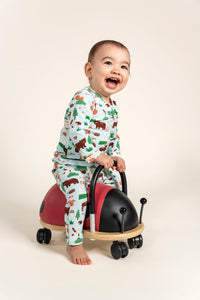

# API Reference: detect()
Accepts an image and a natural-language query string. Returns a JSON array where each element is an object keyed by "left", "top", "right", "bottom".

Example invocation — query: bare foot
[{"left": 66, "top": 244, "right": 92, "bottom": 265}]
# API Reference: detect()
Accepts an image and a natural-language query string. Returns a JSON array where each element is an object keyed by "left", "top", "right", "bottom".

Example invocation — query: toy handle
[{"left": 89, "top": 160, "right": 127, "bottom": 232}]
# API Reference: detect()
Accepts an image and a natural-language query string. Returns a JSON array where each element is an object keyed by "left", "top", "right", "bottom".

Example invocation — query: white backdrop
[{"left": 0, "top": 1, "right": 200, "bottom": 299}]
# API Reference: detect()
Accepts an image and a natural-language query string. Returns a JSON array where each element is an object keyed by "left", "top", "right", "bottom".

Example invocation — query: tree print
[
  {"left": 76, "top": 209, "right": 80, "bottom": 220},
  {"left": 88, "top": 136, "right": 93, "bottom": 144},
  {"left": 73, "top": 107, "right": 78, "bottom": 119}
]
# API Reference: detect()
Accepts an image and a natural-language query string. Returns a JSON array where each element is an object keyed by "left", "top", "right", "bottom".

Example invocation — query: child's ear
[{"left": 84, "top": 62, "right": 92, "bottom": 79}]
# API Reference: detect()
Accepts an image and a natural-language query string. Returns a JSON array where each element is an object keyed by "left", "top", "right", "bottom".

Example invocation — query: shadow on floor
[{"left": 0, "top": 196, "right": 113, "bottom": 258}]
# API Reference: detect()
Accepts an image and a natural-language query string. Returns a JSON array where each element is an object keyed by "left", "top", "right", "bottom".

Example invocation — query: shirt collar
[{"left": 87, "top": 86, "right": 112, "bottom": 106}]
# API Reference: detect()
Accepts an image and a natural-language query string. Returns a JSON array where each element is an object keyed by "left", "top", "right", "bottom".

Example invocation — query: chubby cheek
[
  {"left": 97, "top": 74, "right": 107, "bottom": 85},
  {"left": 99, "top": 68, "right": 108, "bottom": 79},
  {"left": 99, "top": 66, "right": 110, "bottom": 78},
  {"left": 122, "top": 74, "right": 129, "bottom": 86},
  {"left": 118, "top": 78, "right": 129, "bottom": 91},
  {"left": 93, "top": 68, "right": 106, "bottom": 81}
]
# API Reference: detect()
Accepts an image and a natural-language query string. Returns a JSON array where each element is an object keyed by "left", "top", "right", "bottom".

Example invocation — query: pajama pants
[{"left": 53, "top": 163, "right": 121, "bottom": 245}]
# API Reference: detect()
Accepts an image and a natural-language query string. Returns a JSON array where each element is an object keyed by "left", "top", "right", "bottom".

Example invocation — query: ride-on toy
[{"left": 36, "top": 162, "right": 147, "bottom": 259}]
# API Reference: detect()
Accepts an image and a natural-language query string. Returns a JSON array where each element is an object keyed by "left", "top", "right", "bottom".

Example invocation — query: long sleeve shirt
[{"left": 52, "top": 86, "right": 121, "bottom": 167}]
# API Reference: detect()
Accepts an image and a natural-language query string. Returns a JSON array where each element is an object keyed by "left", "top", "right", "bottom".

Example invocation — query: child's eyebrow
[
  {"left": 101, "top": 56, "right": 113, "bottom": 61},
  {"left": 121, "top": 61, "right": 130, "bottom": 67},
  {"left": 101, "top": 56, "right": 130, "bottom": 66}
]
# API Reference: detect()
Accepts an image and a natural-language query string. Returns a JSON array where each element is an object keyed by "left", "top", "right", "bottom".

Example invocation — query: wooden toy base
[{"left": 40, "top": 219, "right": 144, "bottom": 241}]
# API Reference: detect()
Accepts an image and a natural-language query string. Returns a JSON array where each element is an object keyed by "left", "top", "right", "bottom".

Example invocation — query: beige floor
[{"left": 0, "top": 186, "right": 199, "bottom": 300}]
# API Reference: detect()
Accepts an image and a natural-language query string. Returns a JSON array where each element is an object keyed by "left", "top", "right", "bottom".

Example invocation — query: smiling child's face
[{"left": 84, "top": 44, "right": 130, "bottom": 103}]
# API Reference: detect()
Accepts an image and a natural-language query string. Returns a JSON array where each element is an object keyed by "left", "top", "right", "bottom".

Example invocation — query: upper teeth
[{"left": 110, "top": 78, "right": 118, "bottom": 81}]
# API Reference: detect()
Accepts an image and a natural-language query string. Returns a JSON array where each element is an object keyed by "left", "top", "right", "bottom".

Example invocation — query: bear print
[
  {"left": 75, "top": 138, "right": 87, "bottom": 152},
  {"left": 93, "top": 121, "right": 106, "bottom": 130},
  {"left": 63, "top": 178, "right": 79, "bottom": 188}
]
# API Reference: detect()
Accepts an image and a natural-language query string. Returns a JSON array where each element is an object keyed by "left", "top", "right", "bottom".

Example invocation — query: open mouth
[{"left": 105, "top": 77, "right": 120, "bottom": 89}]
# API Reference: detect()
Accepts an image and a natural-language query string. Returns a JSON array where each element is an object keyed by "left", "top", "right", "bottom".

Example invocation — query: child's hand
[
  {"left": 94, "top": 154, "right": 114, "bottom": 169},
  {"left": 112, "top": 156, "right": 126, "bottom": 173}
]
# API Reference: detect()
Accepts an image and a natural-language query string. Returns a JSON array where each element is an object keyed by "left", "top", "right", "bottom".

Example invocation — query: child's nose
[{"left": 112, "top": 67, "right": 121, "bottom": 75}]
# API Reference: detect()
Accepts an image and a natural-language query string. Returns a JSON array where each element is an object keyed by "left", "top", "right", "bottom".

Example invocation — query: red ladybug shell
[
  {"left": 40, "top": 184, "right": 66, "bottom": 226},
  {"left": 83, "top": 184, "right": 114, "bottom": 231},
  {"left": 40, "top": 183, "right": 114, "bottom": 230}
]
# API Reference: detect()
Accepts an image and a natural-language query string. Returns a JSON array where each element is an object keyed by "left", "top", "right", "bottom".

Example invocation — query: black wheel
[
  {"left": 119, "top": 242, "right": 129, "bottom": 258},
  {"left": 36, "top": 228, "right": 52, "bottom": 244},
  {"left": 43, "top": 228, "right": 52, "bottom": 244},
  {"left": 111, "top": 241, "right": 122, "bottom": 259},
  {"left": 128, "top": 235, "right": 143, "bottom": 249},
  {"left": 127, "top": 237, "right": 134, "bottom": 249},
  {"left": 135, "top": 235, "right": 143, "bottom": 248},
  {"left": 37, "top": 228, "right": 45, "bottom": 243}
]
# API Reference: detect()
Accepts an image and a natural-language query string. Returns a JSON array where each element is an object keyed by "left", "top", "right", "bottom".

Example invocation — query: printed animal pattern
[
  {"left": 53, "top": 164, "right": 121, "bottom": 245},
  {"left": 52, "top": 86, "right": 121, "bottom": 167},
  {"left": 52, "top": 87, "right": 122, "bottom": 245}
]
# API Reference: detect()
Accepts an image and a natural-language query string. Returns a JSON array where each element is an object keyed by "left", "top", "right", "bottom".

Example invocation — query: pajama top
[{"left": 52, "top": 86, "right": 121, "bottom": 167}]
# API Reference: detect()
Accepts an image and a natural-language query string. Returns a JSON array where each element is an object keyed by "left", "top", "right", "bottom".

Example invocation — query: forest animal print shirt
[{"left": 52, "top": 86, "right": 121, "bottom": 167}]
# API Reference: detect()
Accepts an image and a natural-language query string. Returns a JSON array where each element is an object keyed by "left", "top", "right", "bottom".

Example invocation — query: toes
[
  {"left": 86, "top": 257, "right": 91, "bottom": 265},
  {"left": 72, "top": 256, "right": 77, "bottom": 264},
  {"left": 78, "top": 257, "right": 91, "bottom": 265},
  {"left": 73, "top": 258, "right": 78, "bottom": 264},
  {"left": 82, "top": 257, "right": 91, "bottom": 265},
  {"left": 76, "top": 258, "right": 81, "bottom": 265},
  {"left": 87, "top": 258, "right": 92, "bottom": 265},
  {"left": 66, "top": 245, "right": 92, "bottom": 265}
]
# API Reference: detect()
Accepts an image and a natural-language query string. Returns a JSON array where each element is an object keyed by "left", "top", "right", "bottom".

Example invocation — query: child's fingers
[
  {"left": 103, "top": 160, "right": 113, "bottom": 169},
  {"left": 117, "top": 162, "right": 126, "bottom": 172},
  {"left": 109, "top": 157, "right": 126, "bottom": 172}
]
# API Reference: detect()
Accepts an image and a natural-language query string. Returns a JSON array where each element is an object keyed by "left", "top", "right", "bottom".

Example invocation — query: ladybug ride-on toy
[{"left": 36, "top": 162, "right": 147, "bottom": 259}]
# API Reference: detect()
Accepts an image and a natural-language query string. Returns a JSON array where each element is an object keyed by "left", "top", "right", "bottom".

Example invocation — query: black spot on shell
[{"left": 40, "top": 200, "right": 45, "bottom": 213}]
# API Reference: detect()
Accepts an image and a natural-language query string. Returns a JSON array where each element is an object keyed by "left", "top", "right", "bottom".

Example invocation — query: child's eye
[
  {"left": 121, "top": 65, "right": 128, "bottom": 70},
  {"left": 105, "top": 61, "right": 112, "bottom": 65}
]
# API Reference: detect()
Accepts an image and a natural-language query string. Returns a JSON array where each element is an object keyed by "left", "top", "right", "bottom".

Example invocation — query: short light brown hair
[{"left": 88, "top": 40, "right": 130, "bottom": 63}]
